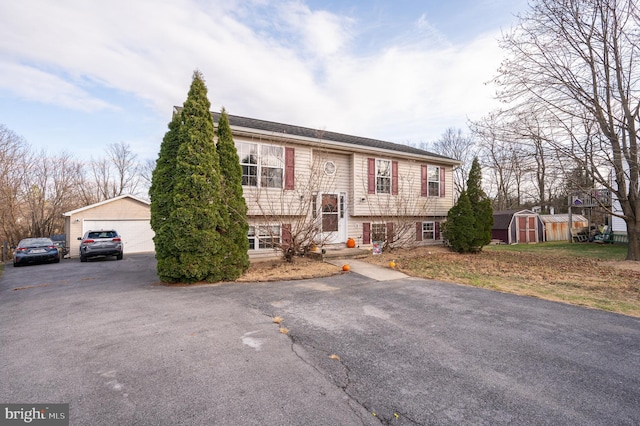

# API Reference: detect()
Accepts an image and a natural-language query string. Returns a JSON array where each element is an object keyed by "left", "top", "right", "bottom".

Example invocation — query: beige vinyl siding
[
  {"left": 344, "top": 218, "right": 444, "bottom": 249},
  {"left": 312, "top": 150, "right": 351, "bottom": 194},
  {"left": 351, "top": 154, "right": 455, "bottom": 217}
]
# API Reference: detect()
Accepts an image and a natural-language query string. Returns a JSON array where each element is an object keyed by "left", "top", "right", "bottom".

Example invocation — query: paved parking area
[{"left": 2, "top": 254, "right": 640, "bottom": 425}]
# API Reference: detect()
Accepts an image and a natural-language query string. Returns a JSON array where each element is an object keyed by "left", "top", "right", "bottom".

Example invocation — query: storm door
[{"left": 321, "top": 193, "right": 347, "bottom": 243}]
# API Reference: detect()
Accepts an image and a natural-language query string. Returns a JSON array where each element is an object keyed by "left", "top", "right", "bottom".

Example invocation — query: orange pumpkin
[
  {"left": 346, "top": 238, "right": 356, "bottom": 248},
  {"left": 342, "top": 264, "right": 350, "bottom": 272}
]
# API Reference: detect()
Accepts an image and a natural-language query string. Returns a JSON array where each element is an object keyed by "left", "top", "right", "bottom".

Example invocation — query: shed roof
[
  {"left": 492, "top": 209, "right": 539, "bottom": 230},
  {"left": 539, "top": 214, "right": 588, "bottom": 223}
]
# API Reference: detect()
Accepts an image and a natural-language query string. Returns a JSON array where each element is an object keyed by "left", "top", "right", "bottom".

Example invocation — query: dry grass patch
[{"left": 237, "top": 256, "right": 342, "bottom": 282}]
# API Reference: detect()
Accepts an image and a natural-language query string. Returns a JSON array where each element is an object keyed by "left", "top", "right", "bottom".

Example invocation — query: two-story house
[
  {"left": 207, "top": 109, "right": 460, "bottom": 257},
  {"left": 63, "top": 110, "right": 460, "bottom": 259}
]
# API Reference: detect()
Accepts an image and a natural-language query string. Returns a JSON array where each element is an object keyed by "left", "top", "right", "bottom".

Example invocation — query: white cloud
[
  {"left": 0, "top": 0, "right": 510, "bottom": 146},
  {"left": 0, "top": 62, "right": 117, "bottom": 111},
  {"left": 275, "top": 1, "right": 354, "bottom": 58}
]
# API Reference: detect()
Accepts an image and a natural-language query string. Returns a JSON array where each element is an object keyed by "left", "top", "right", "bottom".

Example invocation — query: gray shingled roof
[
  {"left": 492, "top": 209, "right": 538, "bottom": 230},
  {"left": 208, "top": 111, "right": 456, "bottom": 161}
]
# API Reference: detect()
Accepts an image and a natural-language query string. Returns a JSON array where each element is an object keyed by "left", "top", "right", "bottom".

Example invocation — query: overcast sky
[{"left": 0, "top": 0, "right": 528, "bottom": 161}]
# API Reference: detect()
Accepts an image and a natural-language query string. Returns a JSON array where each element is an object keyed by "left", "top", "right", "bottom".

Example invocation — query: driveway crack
[{"left": 287, "top": 332, "right": 381, "bottom": 425}]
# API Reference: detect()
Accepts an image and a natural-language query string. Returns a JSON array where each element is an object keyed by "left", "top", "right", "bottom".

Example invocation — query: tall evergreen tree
[
  {"left": 442, "top": 158, "right": 493, "bottom": 253},
  {"left": 149, "top": 113, "right": 181, "bottom": 263},
  {"left": 157, "top": 70, "right": 227, "bottom": 283},
  {"left": 442, "top": 190, "right": 476, "bottom": 253},
  {"left": 466, "top": 157, "right": 493, "bottom": 249},
  {"left": 216, "top": 108, "right": 249, "bottom": 280}
]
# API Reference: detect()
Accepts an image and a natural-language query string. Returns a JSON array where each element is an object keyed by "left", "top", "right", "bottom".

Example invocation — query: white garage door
[{"left": 83, "top": 220, "right": 155, "bottom": 254}]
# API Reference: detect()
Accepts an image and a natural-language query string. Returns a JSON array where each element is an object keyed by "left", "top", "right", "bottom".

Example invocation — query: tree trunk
[{"left": 625, "top": 217, "right": 640, "bottom": 261}]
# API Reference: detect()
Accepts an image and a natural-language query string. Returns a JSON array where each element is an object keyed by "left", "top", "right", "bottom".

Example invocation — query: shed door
[
  {"left": 517, "top": 216, "right": 537, "bottom": 243},
  {"left": 517, "top": 217, "right": 524, "bottom": 242},
  {"left": 528, "top": 217, "right": 537, "bottom": 242},
  {"left": 83, "top": 219, "right": 155, "bottom": 253}
]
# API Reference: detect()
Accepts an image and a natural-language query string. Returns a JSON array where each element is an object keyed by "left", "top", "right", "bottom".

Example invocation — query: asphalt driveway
[{"left": 1, "top": 254, "right": 639, "bottom": 425}]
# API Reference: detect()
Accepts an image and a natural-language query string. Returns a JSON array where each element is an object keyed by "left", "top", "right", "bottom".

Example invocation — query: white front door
[{"left": 321, "top": 192, "right": 347, "bottom": 244}]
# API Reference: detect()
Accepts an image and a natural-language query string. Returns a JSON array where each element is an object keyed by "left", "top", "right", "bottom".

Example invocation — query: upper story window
[
  {"left": 368, "top": 158, "right": 397, "bottom": 195},
  {"left": 236, "top": 142, "right": 284, "bottom": 188},
  {"left": 376, "top": 159, "right": 392, "bottom": 194},
  {"left": 428, "top": 166, "right": 440, "bottom": 197},
  {"left": 237, "top": 142, "right": 258, "bottom": 186}
]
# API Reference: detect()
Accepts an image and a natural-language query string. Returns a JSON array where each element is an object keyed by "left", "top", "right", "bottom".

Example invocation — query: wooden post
[{"left": 568, "top": 196, "right": 573, "bottom": 243}]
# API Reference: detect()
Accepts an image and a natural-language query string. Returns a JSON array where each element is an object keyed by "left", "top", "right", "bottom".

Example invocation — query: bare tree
[
  {"left": 21, "top": 151, "right": 86, "bottom": 238},
  {"left": 493, "top": 0, "right": 640, "bottom": 259},
  {"left": 509, "top": 112, "right": 555, "bottom": 210},
  {"left": 90, "top": 142, "right": 141, "bottom": 201},
  {"left": 107, "top": 142, "right": 140, "bottom": 196},
  {"left": 90, "top": 157, "right": 115, "bottom": 201},
  {"left": 471, "top": 109, "right": 569, "bottom": 211},
  {"left": 471, "top": 114, "right": 526, "bottom": 210},
  {"left": 431, "top": 128, "right": 477, "bottom": 197},
  {"left": 0, "top": 125, "right": 30, "bottom": 245},
  {"left": 0, "top": 126, "right": 149, "bottom": 255},
  {"left": 139, "top": 158, "right": 156, "bottom": 196}
]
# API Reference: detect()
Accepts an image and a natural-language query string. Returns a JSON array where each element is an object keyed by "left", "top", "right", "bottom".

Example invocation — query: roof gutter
[{"left": 227, "top": 125, "right": 461, "bottom": 166}]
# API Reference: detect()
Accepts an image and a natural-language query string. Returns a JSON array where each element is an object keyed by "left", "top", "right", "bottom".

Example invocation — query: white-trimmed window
[
  {"left": 377, "top": 159, "right": 391, "bottom": 194},
  {"left": 237, "top": 142, "right": 258, "bottom": 186},
  {"left": 422, "top": 221, "right": 435, "bottom": 240},
  {"left": 236, "top": 142, "right": 284, "bottom": 188},
  {"left": 428, "top": 166, "right": 440, "bottom": 197},
  {"left": 248, "top": 225, "right": 281, "bottom": 250},
  {"left": 371, "top": 223, "right": 387, "bottom": 242}
]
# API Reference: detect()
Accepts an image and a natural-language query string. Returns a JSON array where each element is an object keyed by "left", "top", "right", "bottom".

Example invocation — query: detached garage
[{"left": 63, "top": 194, "right": 154, "bottom": 258}]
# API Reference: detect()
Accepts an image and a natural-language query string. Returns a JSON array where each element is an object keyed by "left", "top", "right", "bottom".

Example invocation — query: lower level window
[
  {"left": 371, "top": 223, "right": 387, "bottom": 242},
  {"left": 422, "top": 222, "right": 435, "bottom": 240},
  {"left": 248, "top": 225, "right": 281, "bottom": 250}
]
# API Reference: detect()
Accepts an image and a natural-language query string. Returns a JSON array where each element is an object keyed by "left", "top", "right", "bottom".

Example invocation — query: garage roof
[{"left": 63, "top": 194, "right": 150, "bottom": 217}]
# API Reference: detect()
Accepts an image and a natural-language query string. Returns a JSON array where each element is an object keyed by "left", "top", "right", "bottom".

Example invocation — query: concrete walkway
[{"left": 326, "top": 258, "right": 408, "bottom": 281}]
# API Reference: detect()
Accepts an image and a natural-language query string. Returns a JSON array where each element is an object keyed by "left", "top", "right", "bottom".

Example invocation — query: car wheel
[
  {"left": 116, "top": 253, "right": 123, "bottom": 260},
  {"left": 54, "top": 258, "right": 60, "bottom": 263},
  {"left": 80, "top": 255, "right": 87, "bottom": 263},
  {"left": 13, "top": 262, "right": 19, "bottom": 267}
]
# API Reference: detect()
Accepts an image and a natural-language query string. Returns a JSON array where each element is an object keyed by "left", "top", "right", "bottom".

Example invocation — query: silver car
[{"left": 78, "top": 230, "right": 123, "bottom": 262}]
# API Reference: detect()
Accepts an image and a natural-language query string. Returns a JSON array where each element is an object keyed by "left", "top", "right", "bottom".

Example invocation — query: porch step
[{"left": 308, "top": 246, "right": 371, "bottom": 261}]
